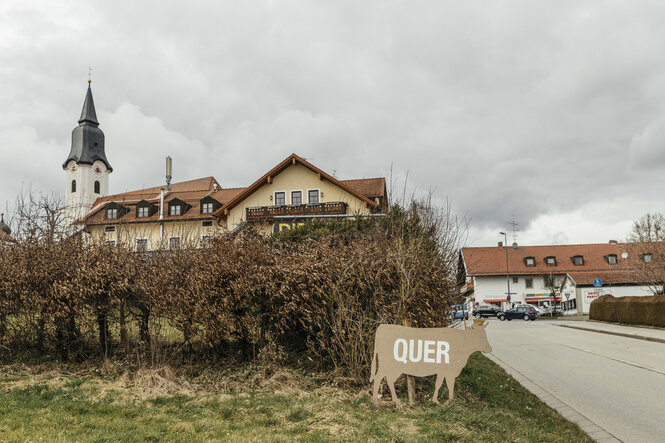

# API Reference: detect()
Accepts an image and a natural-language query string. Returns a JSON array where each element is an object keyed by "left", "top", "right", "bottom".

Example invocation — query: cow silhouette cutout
[{"left": 370, "top": 319, "right": 491, "bottom": 404}]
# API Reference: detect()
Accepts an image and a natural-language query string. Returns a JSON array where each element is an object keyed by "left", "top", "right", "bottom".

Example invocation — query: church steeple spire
[
  {"left": 63, "top": 80, "right": 113, "bottom": 223},
  {"left": 62, "top": 81, "right": 112, "bottom": 171},
  {"left": 78, "top": 82, "right": 99, "bottom": 126}
]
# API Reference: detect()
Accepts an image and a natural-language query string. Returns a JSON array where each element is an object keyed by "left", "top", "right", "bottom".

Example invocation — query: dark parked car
[
  {"left": 473, "top": 304, "right": 500, "bottom": 318},
  {"left": 497, "top": 305, "right": 537, "bottom": 321}
]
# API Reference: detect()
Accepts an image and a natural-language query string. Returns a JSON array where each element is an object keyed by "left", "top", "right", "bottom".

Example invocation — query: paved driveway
[{"left": 485, "top": 319, "right": 665, "bottom": 442}]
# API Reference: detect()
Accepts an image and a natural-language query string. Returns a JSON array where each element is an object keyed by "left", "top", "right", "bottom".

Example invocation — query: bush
[
  {"left": 0, "top": 204, "right": 461, "bottom": 380},
  {"left": 589, "top": 294, "right": 665, "bottom": 328}
]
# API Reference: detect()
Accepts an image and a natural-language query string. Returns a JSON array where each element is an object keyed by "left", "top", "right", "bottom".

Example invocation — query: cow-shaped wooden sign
[{"left": 370, "top": 319, "right": 491, "bottom": 404}]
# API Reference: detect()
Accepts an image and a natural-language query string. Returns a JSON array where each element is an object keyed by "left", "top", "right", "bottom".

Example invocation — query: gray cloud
[{"left": 3, "top": 1, "right": 665, "bottom": 246}]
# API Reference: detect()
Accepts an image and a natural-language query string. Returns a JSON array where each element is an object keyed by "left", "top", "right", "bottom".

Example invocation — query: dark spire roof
[
  {"left": 62, "top": 82, "right": 113, "bottom": 171},
  {"left": 78, "top": 83, "right": 99, "bottom": 125}
]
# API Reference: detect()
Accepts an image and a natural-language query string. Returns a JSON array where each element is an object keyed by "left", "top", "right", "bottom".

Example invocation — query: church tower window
[
  {"left": 94, "top": 181, "right": 100, "bottom": 194},
  {"left": 71, "top": 180, "right": 77, "bottom": 193}
]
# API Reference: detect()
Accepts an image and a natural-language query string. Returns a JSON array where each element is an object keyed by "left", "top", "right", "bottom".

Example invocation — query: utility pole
[{"left": 500, "top": 231, "right": 511, "bottom": 306}]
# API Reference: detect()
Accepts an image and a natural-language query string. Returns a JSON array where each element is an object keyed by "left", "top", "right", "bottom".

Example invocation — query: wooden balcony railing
[{"left": 246, "top": 201, "right": 347, "bottom": 222}]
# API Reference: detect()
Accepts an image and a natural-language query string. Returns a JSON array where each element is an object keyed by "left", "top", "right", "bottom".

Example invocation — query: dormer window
[
  {"left": 605, "top": 254, "right": 618, "bottom": 265},
  {"left": 572, "top": 255, "right": 584, "bottom": 266},
  {"left": 642, "top": 253, "right": 653, "bottom": 263},
  {"left": 168, "top": 198, "right": 190, "bottom": 217},
  {"left": 524, "top": 257, "right": 536, "bottom": 267},
  {"left": 200, "top": 196, "right": 221, "bottom": 214},
  {"left": 136, "top": 200, "right": 157, "bottom": 219},
  {"left": 545, "top": 256, "right": 557, "bottom": 266},
  {"left": 105, "top": 202, "right": 127, "bottom": 220}
]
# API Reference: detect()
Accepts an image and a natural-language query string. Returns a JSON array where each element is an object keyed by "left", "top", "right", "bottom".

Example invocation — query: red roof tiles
[{"left": 462, "top": 242, "right": 661, "bottom": 285}]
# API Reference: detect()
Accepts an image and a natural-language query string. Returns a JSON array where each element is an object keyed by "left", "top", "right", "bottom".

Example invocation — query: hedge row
[
  {"left": 0, "top": 207, "right": 458, "bottom": 378},
  {"left": 589, "top": 294, "right": 665, "bottom": 328}
]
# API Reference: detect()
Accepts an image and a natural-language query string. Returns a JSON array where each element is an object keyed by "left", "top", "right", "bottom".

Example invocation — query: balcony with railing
[{"left": 246, "top": 201, "right": 348, "bottom": 222}]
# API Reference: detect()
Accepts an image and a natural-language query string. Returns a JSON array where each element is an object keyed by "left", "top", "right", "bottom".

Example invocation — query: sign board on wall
[
  {"left": 272, "top": 222, "right": 305, "bottom": 233},
  {"left": 370, "top": 320, "right": 492, "bottom": 404}
]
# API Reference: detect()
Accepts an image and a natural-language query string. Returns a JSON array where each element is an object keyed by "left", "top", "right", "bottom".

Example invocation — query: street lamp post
[{"left": 499, "top": 232, "right": 511, "bottom": 306}]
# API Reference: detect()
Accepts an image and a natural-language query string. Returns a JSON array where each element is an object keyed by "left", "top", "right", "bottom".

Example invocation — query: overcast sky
[{"left": 2, "top": 1, "right": 665, "bottom": 246}]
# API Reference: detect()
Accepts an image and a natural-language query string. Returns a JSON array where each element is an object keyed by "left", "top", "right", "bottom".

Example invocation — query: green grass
[{"left": 0, "top": 354, "right": 592, "bottom": 442}]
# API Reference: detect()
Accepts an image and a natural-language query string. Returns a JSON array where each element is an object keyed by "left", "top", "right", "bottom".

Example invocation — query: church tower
[{"left": 63, "top": 80, "right": 113, "bottom": 223}]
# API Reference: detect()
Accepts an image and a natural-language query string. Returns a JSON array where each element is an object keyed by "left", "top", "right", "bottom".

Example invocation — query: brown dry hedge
[{"left": 589, "top": 294, "right": 665, "bottom": 328}]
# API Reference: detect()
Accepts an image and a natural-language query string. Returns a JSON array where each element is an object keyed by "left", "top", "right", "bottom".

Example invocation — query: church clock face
[{"left": 93, "top": 164, "right": 104, "bottom": 176}]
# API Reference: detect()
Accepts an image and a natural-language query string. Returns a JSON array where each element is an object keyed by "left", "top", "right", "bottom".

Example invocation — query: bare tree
[
  {"left": 627, "top": 213, "right": 665, "bottom": 242},
  {"left": 542, "top": 273, "right": 567, "bottom": 315},
  {"left": 12, "top": 187, "right": 79, "bottom": 243}
]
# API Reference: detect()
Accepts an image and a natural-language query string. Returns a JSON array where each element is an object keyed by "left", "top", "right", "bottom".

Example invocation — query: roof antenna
[
  {"left": 166, "top": 156, "right": 172, "bottom": 191},
  {"left": 507, "top": 216, "right": 520, "bottom": 244}
]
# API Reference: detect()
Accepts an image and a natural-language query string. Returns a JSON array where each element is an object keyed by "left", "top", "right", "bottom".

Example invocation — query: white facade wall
[
  {"left": 578, "top": 285, "right": 653, "bottom": 314},
  {"left": 64, "top": 160, "right": 110, "bottom": 223},
  {"left": 470, "top": 274, "right": 575, "bottom": 311}
]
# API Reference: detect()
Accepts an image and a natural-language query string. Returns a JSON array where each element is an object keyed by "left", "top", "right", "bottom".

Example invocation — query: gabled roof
[
  {"left": 463, "top": 243, "right": 631, "bottom": 276},
  {"left": 340, "top": 177, "right": 386, "bottom": 198},
  {"left": 462, "top": 242, "right": 661, "bottom": 286},
  {"left": 78, "top": 177, "right": 245, "bottom": 225},
  {"left": 213, "top": 153, "right": 380, "bottom": 218}
]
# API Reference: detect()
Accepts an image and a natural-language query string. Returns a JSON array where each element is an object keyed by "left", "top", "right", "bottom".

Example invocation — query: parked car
[
  {"left": 450, "top": 304, "right": 469, "bottom": 320},
  {"left": 473, "top": 304, "right": 500, "bottom": 319},
  {"left": 497, "top": 305, "right": 537, "bottom": 321}
]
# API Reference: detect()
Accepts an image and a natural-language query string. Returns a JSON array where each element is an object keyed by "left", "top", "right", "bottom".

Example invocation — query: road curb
[
  {"left": 557, "top": 324, "right": 665, "bottom": 344},
  {"left": 485, "top": 353, "right": 621, "bottom": 443}
]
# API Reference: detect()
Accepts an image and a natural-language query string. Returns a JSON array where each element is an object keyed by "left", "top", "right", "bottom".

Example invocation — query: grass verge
[{"left": 0, "top": 354, "right": 591, "bottom": 442}]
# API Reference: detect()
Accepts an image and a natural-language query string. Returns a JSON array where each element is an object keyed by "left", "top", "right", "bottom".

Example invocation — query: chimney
[
  {"left": 498, "top": 241, "right": 503, "bottom": 248},
  {"left": 166, "top": 156, "right": 172, "bottom": 191}
]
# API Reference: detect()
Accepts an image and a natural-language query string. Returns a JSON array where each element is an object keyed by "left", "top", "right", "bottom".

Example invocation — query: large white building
[{"left": 460, "top": 241, "right": 656, "bottom": 315}]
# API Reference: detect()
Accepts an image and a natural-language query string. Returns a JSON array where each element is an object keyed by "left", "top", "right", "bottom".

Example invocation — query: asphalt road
[{"left": 485, "top": 319, "right": 665, "bottom": 443}]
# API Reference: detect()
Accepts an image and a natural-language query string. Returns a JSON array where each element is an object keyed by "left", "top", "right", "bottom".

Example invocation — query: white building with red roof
[{"left": 460, "top": 241, "right": 656, "bottom": 315}]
